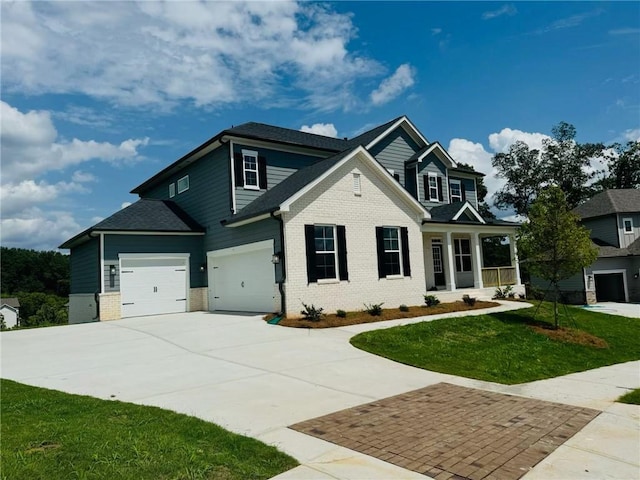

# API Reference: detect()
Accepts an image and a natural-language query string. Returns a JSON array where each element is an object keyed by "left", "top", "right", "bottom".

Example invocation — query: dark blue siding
[
  {"left": 368, "top": 127, "right": 421, "bottom": 186},
  {"left": 417, "top": 154, "right": 448, "bottom": 207},
  {"left": 70, "top": 238, "right": 99, "bottom": 294}
]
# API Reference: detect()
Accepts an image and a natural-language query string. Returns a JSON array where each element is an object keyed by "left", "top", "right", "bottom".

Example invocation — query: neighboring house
[
  {"left": 545, "top": 189, "right": 640, "bottom": 304},
  {"left": 60, "top": 116, "right": 523, "bottom": 323},
  {"left": 0, "top": 298, "right": 20, "bottom": 329}
]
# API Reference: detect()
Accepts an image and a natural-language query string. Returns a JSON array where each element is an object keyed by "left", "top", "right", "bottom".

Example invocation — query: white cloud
[
  {"left": 488, "top": 128, "right": 548, "bottom": 153},
  {"left": 1, "top": 1, "right": 383, "bottom": 112},
  {"left": 482, "top": 4, "right": 517, "bottom": 20},
  {"left": 121, "top": 202, "right": 132, "bottom": 209},
  {"left": 431, "top": 28, "right": 442, "bottom": 36},
  {"left": 623, "top": 128, "right": 640, "bottom": 142},
  {"left": 370, "top": 64, "right": 416, "bottom": 106},
  {"left": 0, "top": 180, "right": 87, "bottom": 217},
  {"left": 71, "top": 170, "right": 97, "bottom": 183},
  {"left": 300, "top": 123, "right": 338, "bottom": 138},
  {"left": 0, "top": 208, "right": 82, "bottom": 251}
]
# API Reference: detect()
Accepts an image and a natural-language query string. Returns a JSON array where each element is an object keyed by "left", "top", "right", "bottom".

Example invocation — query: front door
[{"left": 432, "top": 245, "right": 446, "bottom": 286}]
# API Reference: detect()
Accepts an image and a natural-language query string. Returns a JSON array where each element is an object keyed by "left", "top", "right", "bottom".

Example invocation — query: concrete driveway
[{"left": 2, "top": 303, "right": 639, "bottom": 479}]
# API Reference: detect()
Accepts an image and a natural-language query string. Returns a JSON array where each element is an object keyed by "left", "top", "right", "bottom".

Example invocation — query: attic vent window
[
  {"left": 623, "top": 218, "right": 633, "bottom": 233},
  {"left": 353, "top": 173, "right": 361, "bottom": 196},
  {"left": 169, "top": 183, "right": 175, "bottom": 198},
  {"left": 177, "top": 175, "right": 189, "bottom": 194}
]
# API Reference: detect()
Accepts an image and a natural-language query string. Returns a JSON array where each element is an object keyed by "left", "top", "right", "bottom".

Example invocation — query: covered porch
[{"left": 422, "top": 224, "right": 523, "bottom": 297}]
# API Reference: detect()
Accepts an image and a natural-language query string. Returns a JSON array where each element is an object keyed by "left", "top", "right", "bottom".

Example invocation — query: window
[
  {"left": 623, "top": 218, "right": 633, "bottom": 233},
  {"left": 376, "top": 226, "right": 411, "bottom": 278},
  {"left": 243, "top": 150, "right": 259, "bottom": 189},
  {"left": 428, "top": 174, "right": 439, "bottom": 201},
  {"left": 450, "top": 179, "right": 462, "bottom": 203},
  {"left": 169, "top": 183, "right": 175, "bottom": 198},
  {"left": 177, "top": 175, "right": 189, "bottom": 194},
  {"left": 454, "top": 238, "right": 472, "bottom": 272},
  {"left": 305, "top": 224, "right": 348, "bottom": 283}
]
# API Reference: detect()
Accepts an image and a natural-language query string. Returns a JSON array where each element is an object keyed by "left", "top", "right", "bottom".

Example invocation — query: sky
[{"left": 1, "top": 1, "right": 639, "bottom": 251}]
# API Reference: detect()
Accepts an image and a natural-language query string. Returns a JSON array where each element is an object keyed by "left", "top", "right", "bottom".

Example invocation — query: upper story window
[
  {"left": 454, "top": 238, "right": 472, "bottom": 272},
  {"left": 177, "top": 175, "right": 189, "bottom": 194},
  {"left": 375, "top": 226, "right": 411, "bottom": 278},
  {"left": 450, "top": 179, "right": 462, "bottom": 203},
  {"left": 169, "top": 183, "right": 175, "bottom": 198},
  {"left": 623, "top": 217, "right": 633, "bottom": 233},
  {"left": 428, "top": 173, "right": 439, "bottom": 201},
  {"left": 242, "top": 150, "right": 259, "bottom": 190},
  {"left": 304, "top": 224, "right": 348, "bottom": 283}
]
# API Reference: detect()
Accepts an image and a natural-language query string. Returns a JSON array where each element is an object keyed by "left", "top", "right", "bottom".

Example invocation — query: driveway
[
  {"left": 2, "top": 304, "right": 639, "bottom": 479},
  {"left": 581, "top": 302, "right": 640, "bottom": 318}
]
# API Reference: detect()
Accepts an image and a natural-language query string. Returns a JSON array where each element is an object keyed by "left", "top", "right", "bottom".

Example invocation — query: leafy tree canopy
[
  {"left": 596, "top": 141, "right": 640, "bottom": 190},
  {"left": 1, "top": 247, "right": 70, "bottom": 297}
]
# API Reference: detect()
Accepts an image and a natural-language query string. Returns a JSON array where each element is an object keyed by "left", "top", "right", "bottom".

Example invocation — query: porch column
[
  {"left": 445, "top": 232, "right": 456, "bottom": 291},
  {"left": 471, "top": 232, "right": 483, "bottom": 288},
  {"left": 510, "top": 235, "right": 522, "bottom": 286}
]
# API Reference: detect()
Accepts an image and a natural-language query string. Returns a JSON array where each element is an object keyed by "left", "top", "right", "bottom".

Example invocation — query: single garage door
[
  {"left": 208, "top": 241, "right": 275, "bottom": 312},
  {"left": 594, "top": 272, "right": 626, "bottom": 302},
  {"left": 120, "top": 257, "right": 188, "bottom": 318}
]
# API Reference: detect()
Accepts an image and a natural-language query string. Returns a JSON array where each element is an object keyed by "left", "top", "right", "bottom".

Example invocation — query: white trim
[
  {"left": 223, "top": 212, "right": 273, "bottom": 228},
  {"left": 242, "top": 149, "right": 259, "bottom": 189},
  {"left": 100, "top": 233, "right": 105, "bottom": 294},
  {"left": 415, "top": 142, "right": 458, "bottom": 168},
  {"left": 177, "top": 175, "right": 189, "bottom": 193},
  {"left": 364, "top": 116, "right": 429, "bottom": 151},
  {"left": 230, "top": 140, "right": 237, "bottom": 213},
  {"left": 93, "top": 231, "right": 204, "bottom": 236},
  {"left": 416, "top": 166, "right": 420, "bottom": 202},
  {"left": 119, "top": 253, "right": 190, "bottom": 260},
  {"left": 450, "top": 179, "right": 462, "bottom": 203},
  {"left": 222, "top": 135, "right": 330, "bottom": 158},
  {"left": 451, "top": 202, "right": 486, "bottom": 224},
  {"left": 428, "top": 172, "right": 439, "bottom": 202},
  {"left": 622, "top": 217, "right": 633, "bottom": 233},
  {"left": 592, "top": 269, "right": 629, "bottom": 302},
  {"left": 279, "top": 146, "right": 430, "bottom": 219},
  {"left": 313, "top": 224, "right": 339, "bottom": 281},
  {"left": 207, "top": 239, "right": 273, "bottom": 258},
  {"left": 353, "top": 172, "right": 361, "bottom": 196},
  {"left": 169, "top": 183, "right": 175, "bottom": 198}
]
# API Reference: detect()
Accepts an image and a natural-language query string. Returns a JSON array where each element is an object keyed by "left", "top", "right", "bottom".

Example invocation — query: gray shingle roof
[
  {"left": 226, "top": 122, "right": 349, "bottom": 151},
  {"left": 60, "top": 199, "right": 204, "bottom": 248},
  {"left": 429, "top": 202, "right": 469, "bottom": 222},
  {"left": 223, "top": 148, "right": 357, "bottom": 226},
  {"left": 1, "top": 297, "right": 20, "bottom": 309},
  {"left": 344, "top": 117, "right": 403, "bottom": 149},
  {"left": 573, "top": 189, "right": 640, "bottom": 219}
]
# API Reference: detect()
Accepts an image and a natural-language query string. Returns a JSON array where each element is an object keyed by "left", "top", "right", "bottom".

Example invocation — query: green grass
[
  {"left": 350, "top": 302, "right": 640, "bottom": 385},
  {"left": 617, "top": 388, "right": 640, "bottom": 405},
  {"left": 0, "top": 379, "right": 297, "bottom": 480}
]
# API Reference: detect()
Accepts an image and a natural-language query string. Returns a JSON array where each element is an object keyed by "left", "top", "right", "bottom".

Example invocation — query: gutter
[{"left": 271, "top": 211, "right": 286, "bottom": 315}]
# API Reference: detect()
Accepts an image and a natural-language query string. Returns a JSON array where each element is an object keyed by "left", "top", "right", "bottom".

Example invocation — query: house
[
  {"left": 547, "top": 189, "right": 640, "bottom": 304},
  {"left": 60, "top": 116, "right": 524, "bottom": 323},
  {"left": 0, "top": 297, "right": 20, "bottom": 329}
]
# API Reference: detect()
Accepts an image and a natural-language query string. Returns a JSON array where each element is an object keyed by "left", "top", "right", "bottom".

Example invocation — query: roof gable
[
  {"left": 409, "top": 142, "right": 457, "bottom": 168},
  {"left": 428, "top": 201, "right": 485, "bottom": 224},
  {"left": 1, "top": 297, "right": 20, "bottom": 309},
  {"left": 357, "top": 116, "right": 429, "bottom": 152}
]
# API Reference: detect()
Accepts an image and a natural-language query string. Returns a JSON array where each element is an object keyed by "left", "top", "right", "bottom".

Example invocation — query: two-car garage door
[
  {"left": 207, "top": 240, "right": 275, "bottom": 313},
  {"left": 120, "top": 256, "right": 188, "bottom": 318}
]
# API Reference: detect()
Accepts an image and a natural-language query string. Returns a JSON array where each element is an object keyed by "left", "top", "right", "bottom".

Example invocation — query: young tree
[{"left": 517, "top": 186, "right": 598, "bottom": 328}]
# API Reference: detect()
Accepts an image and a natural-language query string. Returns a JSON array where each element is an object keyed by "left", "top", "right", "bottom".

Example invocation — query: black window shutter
[
  {"left": 461, "top": 183, "right": 466, "bottom": 202},
  {"left": 400, "top": 227, "right": 411, "bottom": 277},
  {"left": 336, "top": 225, "right": 348, "bottom": 281},
  {"left": 423, "top": 175, "right": 428, "bottom": 200},
  {"left": 375, "top": 226, "right": 385, "bottom": 279},
  {"left": 234, "top": 152, "right": 244, "bottom": 187},
  {"left": 304, "top": 225, "right": 317, "bottom": 283},
  {"left": 258, "top": 156, "right": 267, "bottom": 189},
  {"left": 437, "top": 176, "right": 443, "bottom": 201}
]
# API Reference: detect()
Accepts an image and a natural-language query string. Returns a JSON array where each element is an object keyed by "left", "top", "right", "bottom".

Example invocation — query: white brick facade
[{"left": 282, "top": 154, "right": 426, "bottom": 317}]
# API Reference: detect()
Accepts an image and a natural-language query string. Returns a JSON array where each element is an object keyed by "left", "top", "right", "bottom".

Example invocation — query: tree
[
  {"left": 492, "top": 122, "right": 605, "bottom": 216},
  {"left": 597, "top": 141, "right": 640, "bottom": 190},
  {"left": 493, "top": 141, "right": 544, "bottom": 216},
  {"left": 517, "top": 186, "right": 598, "bottom": 328},
  {"left": 1, "top": 247, "right": 70, "bottom": 296}
]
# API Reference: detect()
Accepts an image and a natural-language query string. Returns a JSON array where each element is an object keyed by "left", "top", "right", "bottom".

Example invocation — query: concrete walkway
[{"left": 1, "top": 301, "right": 638, "bottom": 479}]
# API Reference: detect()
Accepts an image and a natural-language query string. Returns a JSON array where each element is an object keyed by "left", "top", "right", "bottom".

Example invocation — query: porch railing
[{"left": 481, "top": 267, "right": 516, "bottom": 287}]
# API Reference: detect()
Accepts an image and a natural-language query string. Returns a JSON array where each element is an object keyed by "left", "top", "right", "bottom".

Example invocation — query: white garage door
[
  {"left": 208, "top": 241, "right": 275, "bottom": 312},
  {"left": 120, "top": 257, "right": 188, "bottom": 318}
]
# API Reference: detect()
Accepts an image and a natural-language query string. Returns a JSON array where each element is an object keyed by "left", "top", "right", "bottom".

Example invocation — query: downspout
[{"left": 271, "top": 211, "right": 286, "bottom": 315}]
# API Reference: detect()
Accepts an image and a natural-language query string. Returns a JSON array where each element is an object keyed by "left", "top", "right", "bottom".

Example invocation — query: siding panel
[
  {"left": 70, "top": 238, "right": 99, "bottom": 294},
  {"left": 619, "top": 213, "right": 640, "bottom": 248},
  {"left": 368, "top": 127, "right": 421, "bottom": 187},
  {"left": 417, "top": 154, "right": 448, "bottom": 207},
  {"left": 583, "top": 216, "right": 618, "bottom": 247}
]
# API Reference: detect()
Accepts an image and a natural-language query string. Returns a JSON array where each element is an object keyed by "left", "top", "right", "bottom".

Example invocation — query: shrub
[
  {"left": 364, "top": 303, "right": 384, "bottom": 316},
  {"left": 462, "top": 294, "right": 477, "bottom": 306},
  {"left": 399, "top": 304, "right": 409, "bottom": 312},
  {"left": 336, "top": 309, "right": 347, "bottom": 318},
  {"left": 300, "top": 302, "right": 324, "bottom": 322},
  {"left": 424, "top": 294, "right": 440, "bottom": 307},
  {"left": 492, "top": 285, "right": 514, "bottom": 300},
  {"left": 428, "top": 286, "right": 438, "bottom": 291}
]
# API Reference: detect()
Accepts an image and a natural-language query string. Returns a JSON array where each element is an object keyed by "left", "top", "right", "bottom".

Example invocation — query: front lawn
[
  {"left": 350, "top": 302, "right": 640, "bottom": 384},
  {"left": 617, "top": 388, "right": 640, "bottom": 405},
  {"left": 0, "top": 379, "right": 297, "bottom": 480}
]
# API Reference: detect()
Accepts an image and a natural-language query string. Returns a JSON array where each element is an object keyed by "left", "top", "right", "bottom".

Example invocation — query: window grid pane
[
  {"left": 314, "top": 225, "right": 336, "bottom": 280},
  {"left": 244, "top": 154, "right": 258, "bottom": 187}
]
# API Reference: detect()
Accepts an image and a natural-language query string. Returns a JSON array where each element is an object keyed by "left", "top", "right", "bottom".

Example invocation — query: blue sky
[{"left": 1, "top": 1, "right": 638, "bottom": 251}]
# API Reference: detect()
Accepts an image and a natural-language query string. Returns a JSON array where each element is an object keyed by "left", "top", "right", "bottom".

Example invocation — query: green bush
[
  {"left": 462, "top": 295, "right": 477, "bottom": 306},
  {"left": 364, "top": 303, "right": 384, "bottom": 316},
  {"left": 424, "top": 294, "right": 440, "bottom": 307},
  {"left": 399, "top": 304, "right": 409, "bottom": 312},
  {"left": 336, "top": 309, "right": 347, "bottom": 318},
  {"left": 492, "top": 285, "right": 514, "bottom": 300},
  {"left": 300, "top": 302, "right": 324, "bottom": 321}
]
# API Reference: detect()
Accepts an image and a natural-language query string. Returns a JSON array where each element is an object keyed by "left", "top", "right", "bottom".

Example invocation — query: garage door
[
  {"left": 120, "top": 257, "right": 188, "bottom": 318},
  {"left": 208, "top": 241, "right": 275, "bottom": 312},
  {"left": 594, "top": 273, "right": 626, "bottom": 302}
]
